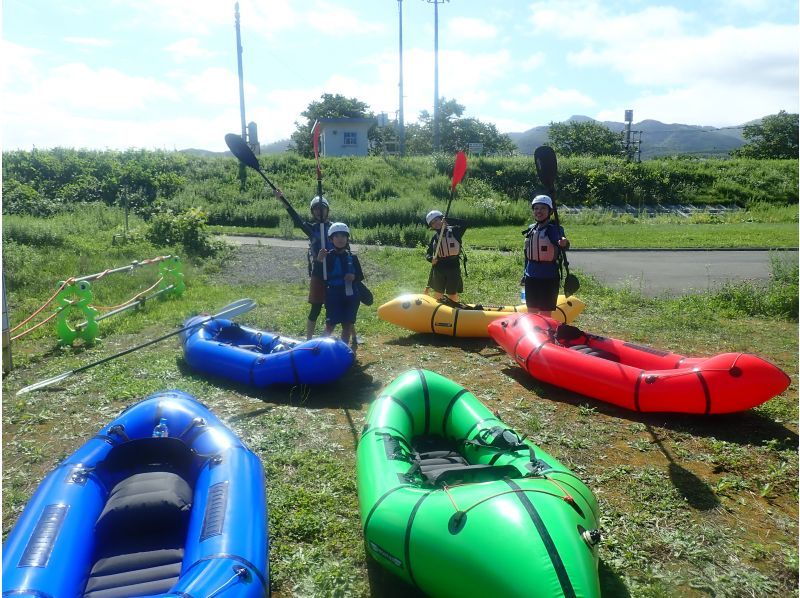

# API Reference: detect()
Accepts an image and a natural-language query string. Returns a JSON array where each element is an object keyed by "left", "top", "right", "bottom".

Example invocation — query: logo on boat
[{"left": 369, "top": 541, "right": 403, "bottom": 568}]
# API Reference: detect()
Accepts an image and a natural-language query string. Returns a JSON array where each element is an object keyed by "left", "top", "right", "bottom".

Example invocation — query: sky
[{"left": 3, "top": 0, "right": 798, "bottom": 152}]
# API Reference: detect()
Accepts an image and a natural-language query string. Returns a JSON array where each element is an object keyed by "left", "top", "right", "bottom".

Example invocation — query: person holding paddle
[
  {"left": 425, "top": 210, "right": 467, "bottom": 303},
  {"left": 304, "top": 195, "right": 333, "bottom": 339},
  {"left": 522, "top": 194, "right": 570, "bottom": 316},
  {"left": 315, "top": 222, "right": 364, "bottom": 352}
]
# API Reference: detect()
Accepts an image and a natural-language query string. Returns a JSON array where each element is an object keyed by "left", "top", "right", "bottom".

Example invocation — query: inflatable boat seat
[
  {"left": 85, "top": 439, "right": 195, "bottom": 598},
  {"left": 569, "top": 344, "right": 620, "bottom": 362},
  {"left": 413, "top": 450, "right": 518, "bottom": 487}
]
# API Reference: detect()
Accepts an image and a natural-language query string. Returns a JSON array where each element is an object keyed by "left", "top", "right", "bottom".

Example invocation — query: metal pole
[
  {"left": 235, "top": 2, "right": 246, "bottom": 142},
  {"left": 72, "top": 256, "right": 172, "bottom": 283},
  {"left": 433, "top": 0, "right": 440, "bottom": 152},
  {"left": 398, "top": 0, "right": 405, "bottom": 157}
]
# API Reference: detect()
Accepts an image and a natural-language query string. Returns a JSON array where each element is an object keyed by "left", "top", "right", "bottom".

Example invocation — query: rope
[
  {"left": 92, "top": 277, "right": 164, "bottom": 311},
  {"left": 11, "top": 312, "right": 58, "bottom": 341},
  {"left": 441, "top": 484, "right": 572, "bottom": 515},
  {"left": 10, "top": 277, "right": 74, "bottom": 333}
]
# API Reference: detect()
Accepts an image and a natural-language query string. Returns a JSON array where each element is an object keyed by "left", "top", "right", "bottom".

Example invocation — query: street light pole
[
  {"left": 426, "top": 0, "right": 448, "bottom": 153},
  {"left": 398, "top": 0, "right": 405, "bottom": 156}
]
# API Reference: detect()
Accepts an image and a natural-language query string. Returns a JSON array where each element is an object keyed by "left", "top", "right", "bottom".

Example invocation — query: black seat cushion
[
  {"left": 569, "top": 344, "right": 620, "bottom": 362},
  {"left": 95, "top": 471, "right": 192, "bottom": 540},
  {"left": 84, "top": 548, "right": 184, "bottom": 598},
  {"left": 97, "top": 438, "right": 195, "bottom": 480}
]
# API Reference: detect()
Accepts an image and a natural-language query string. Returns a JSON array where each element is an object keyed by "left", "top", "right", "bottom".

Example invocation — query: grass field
[{"left": 2, "top": 207, "right": 798, "bottom": 597}]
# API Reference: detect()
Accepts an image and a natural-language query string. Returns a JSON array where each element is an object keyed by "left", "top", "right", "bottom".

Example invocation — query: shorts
[
  {"left": 308, "top": 275, "right": 325, "bottom": 304},
  {"left": 524, "top": 277, "right": 560, "bottom": 311},
  {"left": 428, "top": 262, "right": 463, "bottom": 295},
  {"left": 325, "top": 287, "right": 360, "bottom": 326}
]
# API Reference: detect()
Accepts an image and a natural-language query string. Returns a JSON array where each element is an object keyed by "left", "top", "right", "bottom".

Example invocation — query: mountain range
[
  {"left": 183, "top": 116, "right": 750, "bottom": 159},
  {"left": 507, "top": 115, "right": 747, "bottom": 159}
]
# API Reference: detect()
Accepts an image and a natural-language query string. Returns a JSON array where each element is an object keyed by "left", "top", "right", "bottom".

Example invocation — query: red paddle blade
[
  {"left": 312, "top": 120, "right": 321, "bottom": 157},
  {"left": 312, "top": 120, "right": 322, "bottom": 178},
  {"left": 451, "top": 151, "right": 467, "bottom": 191}
]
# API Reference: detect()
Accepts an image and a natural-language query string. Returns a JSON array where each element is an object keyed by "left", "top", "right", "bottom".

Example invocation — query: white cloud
[
  {"left": 447, "top": 17, "right": 498, "bottom": 40},
  {"left": 63, "top": 37, "right": 113, "bottom": 47},
  {"left": 305, "top": 1, "right": 386, "bottom": 36},
  {"left": 499, "top": 86, "right": 596, "bottom": 113},
  {"left": 182, "top": 67, "right": 256, "bottom": 106},
  {"left": 165, "top": 38, "right": 215, "bottom": 62},
  {"left": 520, "top": 53, "right": 545, "bottom": 72},
  {"left": 595, "top": 79, "right": 798, "bottom": 127}
]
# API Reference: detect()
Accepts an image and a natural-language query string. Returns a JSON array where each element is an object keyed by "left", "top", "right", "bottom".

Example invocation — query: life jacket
[
  {"left": 307, "top": 222, "right": 333, "bottom": 275},
  {"left": 525, "top": 223, "right": 559, "bottom": 263},
  {"left": 327, "top": 251, "right": 356, "bottom": 296},
  {"left": 435, "top": 226, "right": 461, "bottom": 258}
]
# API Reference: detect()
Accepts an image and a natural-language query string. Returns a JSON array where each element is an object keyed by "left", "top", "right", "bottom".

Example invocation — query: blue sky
[{"left": 3, "top": 0, "right": 798, "bottom": 151}]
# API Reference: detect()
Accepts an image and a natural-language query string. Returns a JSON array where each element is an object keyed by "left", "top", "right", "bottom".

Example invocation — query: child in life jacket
[
  {"left": 273, "top": 188, "right": 333, "bottom": 339},
  {"left": 425, "top": 210, "right": 467, "bottom": 302},
  {"left": 522, "top": 195, "right": 569, "bottom": 316},
  {"left": 314, "top": 222, "right": 364, "bottom": 351}
]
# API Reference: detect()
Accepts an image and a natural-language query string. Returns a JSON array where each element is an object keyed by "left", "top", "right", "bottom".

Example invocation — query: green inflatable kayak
[{"left": 357, "top": 369, "right": 601, "bottom": 598}]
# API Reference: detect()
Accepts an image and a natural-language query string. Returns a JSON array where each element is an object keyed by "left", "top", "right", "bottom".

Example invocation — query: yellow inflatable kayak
[{"left": 377, "top": 293, "right": 585, "bottom": 337}]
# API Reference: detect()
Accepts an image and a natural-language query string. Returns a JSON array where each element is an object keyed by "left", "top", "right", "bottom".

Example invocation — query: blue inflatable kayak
[
  {"left": 2, "top": 390, "right": 269, "bottom": 597},
  {"left": 180, "top": 316, "right": 354, "bottom": 386}
]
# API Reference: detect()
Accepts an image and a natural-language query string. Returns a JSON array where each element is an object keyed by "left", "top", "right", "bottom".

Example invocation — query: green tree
[
  {"left": 732, "top": 111, "right": 799, "bottom": 159},
  {"left": 290, "top": 94, "right": 373, "bottom": 157},
  {"left": 405, "top": 98, "right": 515, "bottom": 155},
  {"left": 547, "top": 120, "right": 625, "bottom": 157}
]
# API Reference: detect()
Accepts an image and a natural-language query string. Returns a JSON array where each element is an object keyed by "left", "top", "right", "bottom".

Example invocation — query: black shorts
[
  {"left": 525, "top": 277, "right": 560, "bottom": 311},
  {"left": 428, "top": 262, "right": 463, "bottom": 295}
]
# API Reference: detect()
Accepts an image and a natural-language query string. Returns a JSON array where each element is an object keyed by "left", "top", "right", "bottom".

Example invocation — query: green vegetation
[
  {"left": 548, "top": 119, "right": 626, "bottom": 157},
  {"left": 3, "top": 149, "right": 798, "bottom": 251},
  {"left": 2, "top": 205, "right": 797, "bottom": 596},
  {"left": 733, "top": 110, "right": 799, "bottom": 160}
]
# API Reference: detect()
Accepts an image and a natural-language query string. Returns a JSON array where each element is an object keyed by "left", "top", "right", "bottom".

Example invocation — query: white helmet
[
  {"left": 531, "top": 195, "right": 553, "bottom": 210},
  {"left": 425, "top": 210, "right": 444, "bottom": 225},
  {"left": 328, "top": 222, "right": 350, "bottom": 237},
  {"left": 310, "top": 196, "right": 329, "bottom": 210}
]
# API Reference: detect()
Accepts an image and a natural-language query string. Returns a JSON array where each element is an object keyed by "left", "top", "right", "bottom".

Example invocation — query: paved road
[{"left": 221, "top": 235, "right": 797, "bottom": 297}]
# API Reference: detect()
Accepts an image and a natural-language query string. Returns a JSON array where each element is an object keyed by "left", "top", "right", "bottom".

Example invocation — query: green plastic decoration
[
  {"left": 159, "top": 256, "right": 185, "bottom": 296},
  {"left": 55, "top": 281, "right": 100, "bottom": 345}
]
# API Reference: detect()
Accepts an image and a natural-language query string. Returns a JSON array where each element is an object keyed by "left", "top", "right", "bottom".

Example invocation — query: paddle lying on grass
[
  {"left": 533, "top": 145, "right": 579, "bottom": 296},
  {"left": 16, "top": 299, "right": 257, "bottom": 395},
  {"left": 425, "top": 151, "right": 468, "bottom": 294}
]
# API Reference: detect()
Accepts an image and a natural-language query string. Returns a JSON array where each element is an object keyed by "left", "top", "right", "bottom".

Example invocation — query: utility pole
[
  {"left": 398, "top": 0, "right": 405, "bottom": 156},
  {"left": 624, "top": 109, "right": 633, "bottom": 161},
  {"left": 426, "top": 0, "right": 448, "bottom": 153},
  {"left": 235, "top": 2, "right": 247, "bottom": 142},
  {"left": 235, "top": 2, "right": 247, "bottom": 187}
]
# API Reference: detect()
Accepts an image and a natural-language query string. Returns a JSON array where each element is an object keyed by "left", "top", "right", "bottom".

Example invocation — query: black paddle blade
[
  {"left": 564, "top": 273, "right": 580, "bottom": 296},
  {"left": 225, "top": 133, "right": 261, "bottom": 171},
  {"left": 534, "top": 145, "right": 558, "bottom": 191}
]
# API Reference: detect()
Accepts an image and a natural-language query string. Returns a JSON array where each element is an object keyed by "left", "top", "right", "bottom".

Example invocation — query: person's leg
[
  {"left": 525, "top": 278, "right": 552, "bottom": 317},
  {"left": 341, "top": 322, "right": 354, "bottom": 345},
  {"left": 307, "top": 303, "right": 322, "bottom": 339},
  {"left": 445, "top": 267, "right": 463, "bottom": 302},
  {"left": 307, "top": 276, "right": 325, "bottom": 339}
]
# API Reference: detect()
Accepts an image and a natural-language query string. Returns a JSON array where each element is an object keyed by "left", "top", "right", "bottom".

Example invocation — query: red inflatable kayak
[{"left": 488, "top": 313, "right": 790, "bottom": 414}]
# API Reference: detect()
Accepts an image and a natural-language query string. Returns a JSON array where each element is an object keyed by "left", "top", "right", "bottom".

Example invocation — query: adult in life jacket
[
  {"left": 314, "top": 222, "right": 365, "bottom": 352},
  {"left": 300, "top": 196, "right": 336, "bottom": 338},
  {"left": 522, "top": 195, "right": 570, "bottom": 316},
  {"left": 425, "top": 209, "right": 468, "bottom": 303}
]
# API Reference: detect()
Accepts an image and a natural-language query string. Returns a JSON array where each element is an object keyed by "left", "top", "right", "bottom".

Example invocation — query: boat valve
[{"left": 581, "top": 528, "right": 602, "bottom": 547}]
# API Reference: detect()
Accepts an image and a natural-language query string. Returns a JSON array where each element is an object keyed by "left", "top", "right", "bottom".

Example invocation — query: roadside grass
[
  {"left": 2, "top": 213, "right": 797, "bottom": 597},
  {"left": 210, "top": 201, "right": 799, "bottom": 250}
]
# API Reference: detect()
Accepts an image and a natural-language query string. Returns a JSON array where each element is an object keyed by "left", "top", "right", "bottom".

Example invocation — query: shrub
[{"left": 146, "top": 208, "right": 227, "bottom": 257}]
